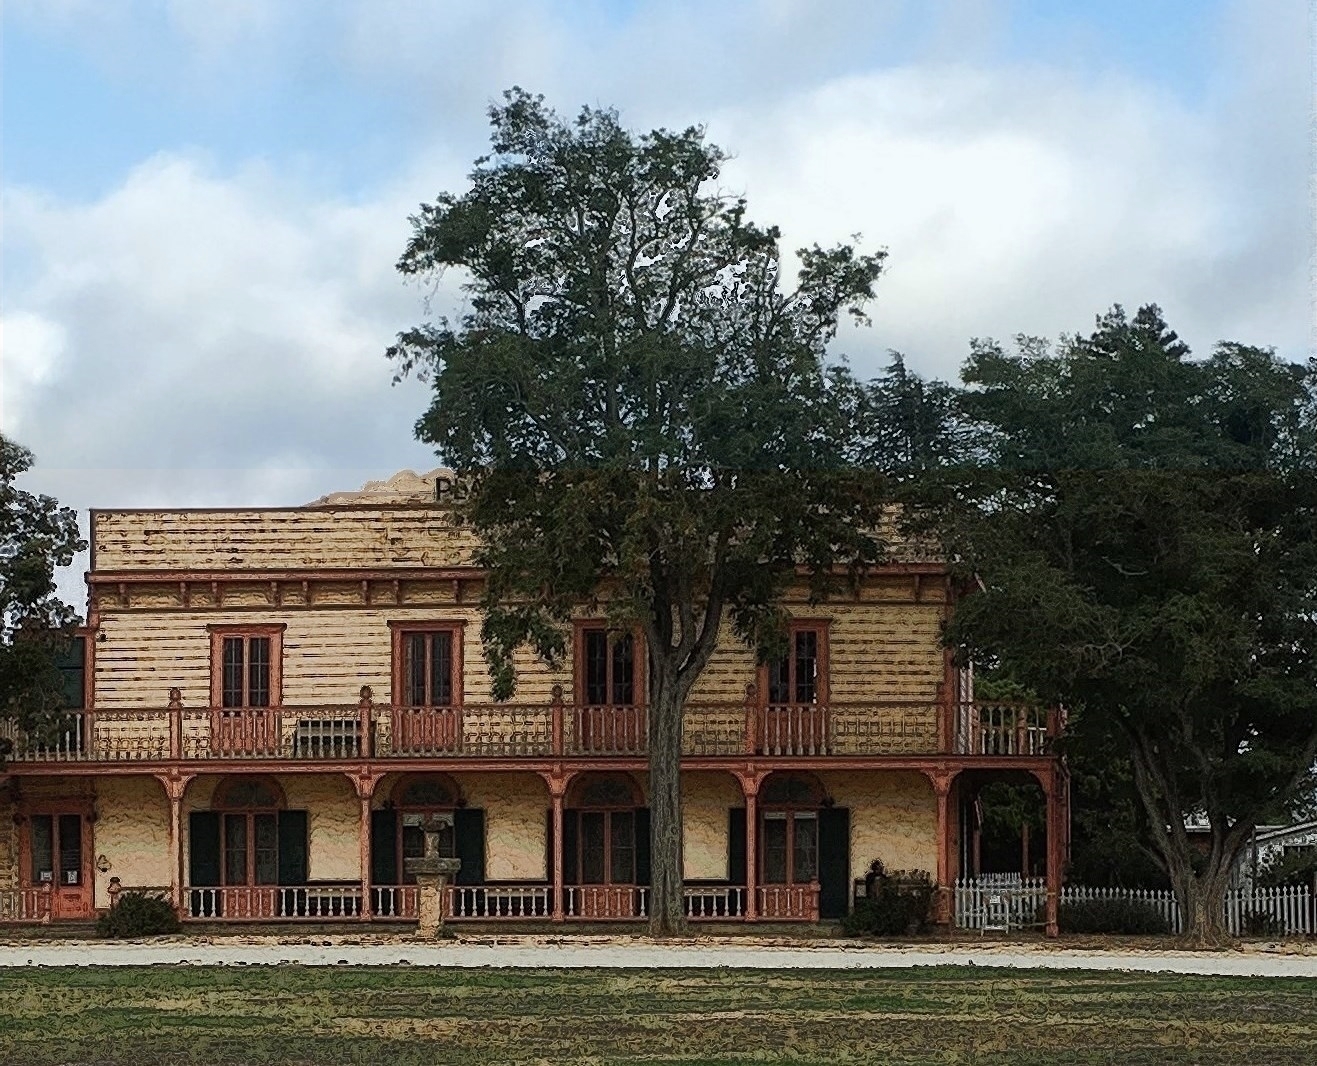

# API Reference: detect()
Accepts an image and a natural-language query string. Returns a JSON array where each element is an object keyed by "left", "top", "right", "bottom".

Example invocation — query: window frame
[
  {"left": 759, "top": 620, "right": 830, "bottom": 706},
  {"left": 388, "top": 774, "right": 461, "bottom": 883},
  {"left": 212, "top": 776, "right": 286, "bottom": 888},
  {"left": 573, "top": 622, "right": 646, "bottom": 708},
  {"left": 388, "top": 621, "right": 465, "bottom": 708},
  {"left": 567, "top": 773, "right": 641, "bottom": 885},
  {"left": 208, "top": 624, "right": 285, "bottom": 709}
]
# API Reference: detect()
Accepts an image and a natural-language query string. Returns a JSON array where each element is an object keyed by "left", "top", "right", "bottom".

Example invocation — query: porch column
[
  {"left": 740, "top": 773, "right": 759, "bottom": 922},
  {"left": 1043, "top": 769, "right": 1062, "bottom": 938},
  {"left": 355, "top": 772, "right": 378, "bottom": 922},
  {"left": 933, "top": 772, "right": 954, "bottom": 926},
  {"left": 549, "top": 775, "right": 567, "bottom": 922},
  {"left": 158, "top": 773, "right": 191, "bottom": 916}
]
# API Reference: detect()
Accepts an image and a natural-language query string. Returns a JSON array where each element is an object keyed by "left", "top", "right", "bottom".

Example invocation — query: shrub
[
  {"left": 97, "top": 891, "right": 181, "bottom": 938},
  {"left": 1242, "top": 909, "right": 1283, "bottom": 937},
  {"left": 842, "top": 862, "right": 935, "bottom": 937},
  {"left": 1057, "top": 898, "right": 1170, "bottom": 936}
]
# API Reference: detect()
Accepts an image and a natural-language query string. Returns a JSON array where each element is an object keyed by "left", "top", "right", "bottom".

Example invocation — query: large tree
[
  {"left": 388, "top": 89, "right": 889, "bottom": 934},
  {"left": 929, "top": 305, "right": 1317, "bottom": 941},
  {"left": 0, "top": 434, "right": 86, "bottom": 765}
]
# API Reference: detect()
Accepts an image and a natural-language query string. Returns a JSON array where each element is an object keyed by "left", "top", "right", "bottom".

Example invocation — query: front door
[{"left": 27, "top": 813, "right": 93, "bottom": 920}]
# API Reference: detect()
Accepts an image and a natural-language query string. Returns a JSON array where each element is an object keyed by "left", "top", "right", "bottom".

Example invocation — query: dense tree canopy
[
  {"left": 923, "top": 305, "right": 1317, "bottom": 940},
  {"left": 0, "top": 434, "right": 85, "bottom": 762},
  {"left": 389, "top": 89, "right": 890, "bottom": 933}
]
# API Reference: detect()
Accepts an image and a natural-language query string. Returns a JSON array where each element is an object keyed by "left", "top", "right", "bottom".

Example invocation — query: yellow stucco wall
[
  {"left": 682, "top": 773, "right": 741, "bottom": 880},
  {"left": 93, "top": 776, "right": 171, "bottom": 907},
  {"left": 819, "top": 770, "right": 937, "bottom": 878}
]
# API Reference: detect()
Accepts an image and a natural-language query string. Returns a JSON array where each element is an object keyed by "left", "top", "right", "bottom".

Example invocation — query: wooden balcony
[{"left": 1, "top": 697, "right": 1060, "bottom": 765}]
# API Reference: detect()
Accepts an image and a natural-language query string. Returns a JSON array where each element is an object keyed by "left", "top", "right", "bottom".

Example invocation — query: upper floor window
[
  {"left": 578, "top": 624, "right": 640, "bottom": 707},
  {"left": 389, "top": 622, "right": 464, "bottom": 707},
  {"left": 766, "top": 624, "right": 828, "bottom": 705},
  {"left": 209, "top": 625, "right": 284, "bottom": 708}
]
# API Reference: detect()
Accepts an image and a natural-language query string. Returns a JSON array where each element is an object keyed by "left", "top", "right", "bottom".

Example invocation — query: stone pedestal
[{"left": 404, "top": 814, "right": 461, "bottom": 938}]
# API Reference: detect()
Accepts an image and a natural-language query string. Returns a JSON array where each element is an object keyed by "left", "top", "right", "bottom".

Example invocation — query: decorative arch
[
  {"left": 390, "top": 773, "right": 463, "bottom": 810},
  {"left": 759, "top": 771, "right": 827, "bottom": 809},
  {"left": 212, "top": 775, "right": 285, "bottom": 810},
  {"left": 568, "top": 772, "right": 641, "bottom": 809}
]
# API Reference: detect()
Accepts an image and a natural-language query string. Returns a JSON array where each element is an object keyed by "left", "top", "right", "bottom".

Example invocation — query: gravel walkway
[{"left": 0, "top": 937, "right": 1314, "bottom": 977}]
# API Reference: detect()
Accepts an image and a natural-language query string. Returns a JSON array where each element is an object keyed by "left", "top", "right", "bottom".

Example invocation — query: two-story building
[{"left": 0, "top": 469, "right": 1067, "bottom": 930}]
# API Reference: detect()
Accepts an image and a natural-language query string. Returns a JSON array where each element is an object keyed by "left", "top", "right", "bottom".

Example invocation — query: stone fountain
[{"left": 404, "top": 813, "right": 461, "bottom": 938}]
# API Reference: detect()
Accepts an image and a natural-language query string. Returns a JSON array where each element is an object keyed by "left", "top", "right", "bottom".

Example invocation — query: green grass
[{"left": 0, "top": 965, "right": 1311, "bottom": 1065}]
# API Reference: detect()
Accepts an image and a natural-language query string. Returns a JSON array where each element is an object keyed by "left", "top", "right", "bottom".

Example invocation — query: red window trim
[
  {"left": 758, "top": 809, "right": 820, "bottom": 886},
  {"left": 572, "top": 621, "right": 646, "bottom": 708},
  {"left": 757, "top": 619, "right": 830, "bottom": 706},
  {"left": 207, "top": 624, "right": 285, "bottom": 708},
  {"left": 388, "top": 621, "right": 466, "bottom": 708}
]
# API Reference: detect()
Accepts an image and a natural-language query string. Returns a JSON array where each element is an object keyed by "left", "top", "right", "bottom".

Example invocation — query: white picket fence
[{"left": 954, "top": 878, "right": 1313, "bottom": 936}]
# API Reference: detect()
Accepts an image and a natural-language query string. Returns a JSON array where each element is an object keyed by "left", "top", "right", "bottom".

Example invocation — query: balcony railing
[{"left": 2, "top": 696, "right": 1059, "bottom": 763}]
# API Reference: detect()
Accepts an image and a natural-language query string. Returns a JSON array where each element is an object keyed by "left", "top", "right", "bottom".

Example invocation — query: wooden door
[{"left": 27, "top": 813, "right": 93, "bottom": 920}]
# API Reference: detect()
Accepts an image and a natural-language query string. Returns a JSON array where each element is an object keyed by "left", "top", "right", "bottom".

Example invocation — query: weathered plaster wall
[
  {"left": 464, "top": 773, "right": 549, "bottom": 880},
  {"left": 682, "top": 773, "right": 741, "bottom": 880},
  {"left": 284, "top": 775, "right": 359, "bottom": 882},
  {"left": 93, "top": 776, "right": 171, "bottom": 907},
  {"left": 820, "top": 771, "right": 937, "bottom": 878}
]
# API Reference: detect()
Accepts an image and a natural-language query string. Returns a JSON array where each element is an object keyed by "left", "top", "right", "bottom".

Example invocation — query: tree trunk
[
  {"left": 647, "top": 680, "right": 686, "bottom": 936},
  {"left": 1172, "top": 863, "right": 1234, "bottom": 946}
]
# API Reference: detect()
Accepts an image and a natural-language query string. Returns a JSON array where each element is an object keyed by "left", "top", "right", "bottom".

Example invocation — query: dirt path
[{"left": 0, "top": 937, "right": 1314, "bottom": 976}]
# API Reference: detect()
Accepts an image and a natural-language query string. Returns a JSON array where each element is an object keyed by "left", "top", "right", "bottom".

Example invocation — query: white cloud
[{"left": 3, "top": 0, "right": 1310, "bottom": 622}]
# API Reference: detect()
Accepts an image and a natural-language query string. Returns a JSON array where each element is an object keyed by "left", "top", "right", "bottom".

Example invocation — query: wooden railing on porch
[
  {"left": 4, "top": 697, "right": 1060, "bottom": 763},
  {"left": 174, "top": 883, "right": 813, "bottom": 923},
  {"left": 0, "top": 887, "right": 53, "bottom": 923}
]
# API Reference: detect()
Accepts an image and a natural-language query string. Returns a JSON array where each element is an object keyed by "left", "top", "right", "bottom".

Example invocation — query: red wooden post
[
  {"left": 167, "top": 687, "right": 183, "bottom": 761},
  {"left": 357, "top": 781, "right": 374, "bottom": 922},
  {"left": 550, "top": 784, "right": 565, "bottom": 922},
  {"left": 1044, "top": 770, "right": 1061, "bottom": 937},
  {"left": 933, "top": 773, "right": 953, "bottom": 925},
  {"left": 159, "top": 773, "right": 189, "bottom": 918},
  {"left": 551, "top": 685, "right": 564, "bottom": 758},
  {"left": 742, "top": 774, "right": 759, "bottom": 922},
  {"left": 358, "top": 686, "right": 374, "bottom": 759}
]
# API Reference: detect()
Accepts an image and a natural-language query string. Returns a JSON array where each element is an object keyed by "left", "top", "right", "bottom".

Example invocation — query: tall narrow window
[
  {"left": 767, "top": 626, "right": 825, "bottom": 704},
  {"left": 209, "top": 626, "right": 284, "bottom": 708},
  {"left": 580, "top": 627, "right": 638, "bottom": 706},
  {"left": 389, "top": 623, "right": 465, "bottom": 710},
  {"left": 404, "top": 631, "right": 454, "bottom": 706}
]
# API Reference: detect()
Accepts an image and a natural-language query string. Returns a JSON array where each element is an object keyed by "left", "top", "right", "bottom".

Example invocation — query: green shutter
[
  {"left": 728, "top": 808, "right": 747, "bottom": 884},
  {"left": 277, "top": 810, "right": 308, "bottom": 886},
  {"left": 818, "top": 808, "right": 850, "bottom": 919},
  {"left": 370, "top": 810, "right": 398, "bottom": 885},
  {"left": 634, "top": 808, "right": 651, "bottom": 886},
  {"left": 454, "top": 809, "right": 485, "bottom": 885}
]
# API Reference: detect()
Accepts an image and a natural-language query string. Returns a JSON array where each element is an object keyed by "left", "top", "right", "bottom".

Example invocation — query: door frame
[{"left": 19, "top": 798, "right": 95, "bottom": 920}]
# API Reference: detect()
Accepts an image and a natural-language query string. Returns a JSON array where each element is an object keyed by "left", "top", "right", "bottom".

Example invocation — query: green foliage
[
  {"left": 388, "top": 89, "right": 891, "bottom": 932},
  {"left": 841, "top": 862, "right": 934, "bottom": 936},
  {"left": 96, "top": 892, "right": 181, "bottom": 938},
  {"left": 1241, "top": 909, "right": 1283, "bottom": 937},
  {"left": 1057, "top": 898, "right": 1171, "bottom": 936},
  {"left": 0, "top": 434, "right": 86, "bottom": 759},
  {"left": 388, "top": 88, "right": 890, "bottom": 700},
  {"left": 916, "top": 305, "right": 1317, "bottom": 937}
]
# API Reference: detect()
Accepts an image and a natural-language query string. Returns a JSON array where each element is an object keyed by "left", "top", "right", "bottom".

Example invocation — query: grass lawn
[{"left": 0, "top": 965, "right": 1312, "bottom": 1065}]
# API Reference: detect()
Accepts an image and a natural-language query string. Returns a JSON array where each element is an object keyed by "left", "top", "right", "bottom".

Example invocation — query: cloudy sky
[{"left": 2, "top": 0, "right": 1313, "bottom": 603}]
